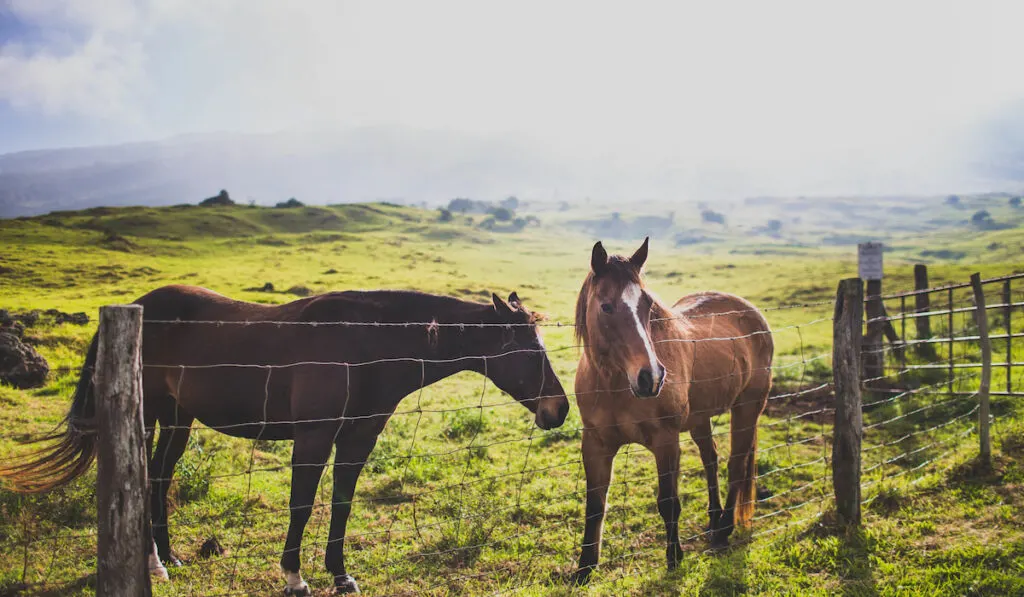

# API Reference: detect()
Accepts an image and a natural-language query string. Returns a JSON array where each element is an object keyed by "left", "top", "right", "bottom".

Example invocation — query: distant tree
[
  {"left": 512, "top": 217, "right": 528, "bottom": 231},
  {"left": 1011, "top": 196, "right": 1022, "bottom": 208},
  {"left": 701, "top": 209, "right": 726, "bottom": 226},
  {"left": 767, "top": 219, "right": 783, "bottom": 232},
  {"left": 945, "top": 195, "right": 961, "bottom": 207},
  {"left": 438, "top": 208, "right": 454, "bottom": 222},
  {"left": 200, "top": 189, "right": 235, "bottom": 207},
  {"left": 480, "top": 217, "right": 496, "bottom": 230},
  {"left": 448, "top": 198, "right": 474, "bottom": 213},
  {"left": 490, "top": 207, "right": 514, "bottom": 221},
  {"left": 559, "top": 201, "right": 571, "bottom": 212},
  {"left": 501, "top": 196, "right": 520, "bottom": 210},
  {"left": 275, "top": 197, "right": 304, "bottom": 208},
  {"left": 970, "top": 210, "right": 1003, "bottom": 231}
]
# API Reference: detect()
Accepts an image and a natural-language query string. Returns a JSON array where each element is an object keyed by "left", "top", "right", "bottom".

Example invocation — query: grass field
[{"left": 1, "top": 201, "right": 1023, "bottom": 596}]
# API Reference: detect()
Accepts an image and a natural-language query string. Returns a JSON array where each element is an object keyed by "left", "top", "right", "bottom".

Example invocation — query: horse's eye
[{"left": 601, "top": 303, "right": 614, "bottom": 314}]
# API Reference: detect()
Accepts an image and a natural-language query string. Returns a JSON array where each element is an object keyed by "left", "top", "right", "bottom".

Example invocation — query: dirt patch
[{"left": 766, "top": 383, "right": 834, "bottom": 422}]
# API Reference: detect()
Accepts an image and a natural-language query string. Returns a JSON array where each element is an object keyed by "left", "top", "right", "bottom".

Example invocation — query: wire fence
[{"left": 0, "top": 271, "right": 1018, "bottom": 596}]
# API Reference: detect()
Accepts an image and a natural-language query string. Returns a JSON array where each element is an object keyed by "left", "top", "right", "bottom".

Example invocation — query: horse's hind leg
[
  {"left": 716, "top": 397, "right": 765, "bottom": 548},
  {"left": 150, "top": 403, "right": 195, "bottom": 566},
  {"left": 689, "top": 418, "right": 722, "bottom": 537},
  {"left": 651, "top": 432, "right": 685, "bottom": 570}
]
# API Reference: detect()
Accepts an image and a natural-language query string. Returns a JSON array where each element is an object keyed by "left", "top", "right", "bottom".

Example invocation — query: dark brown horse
[
  {"left": 1, "top": 285, "right": 569, "bottom": 595},
  {"left": 572, "top": 238, "right": 773, "bottom": 582}
]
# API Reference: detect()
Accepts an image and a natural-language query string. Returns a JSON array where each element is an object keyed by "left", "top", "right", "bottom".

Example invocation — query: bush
[
  {"left": 701, "top": 209, "right": 726, "bottom": 225},
  {"left": 200, "top": 189, "right": 235, "bottom": 207},
  {"left": 1011, "top": 196, "right": 1022, "bottom": 208},
  {"left": 438, "top": 208, "right": 453, "bottom": 222},
  {"left": 490, "top": 206, "right": 514, "bottom": 221},
  {"left": 275, "top": 198, "right": 304, "bottom": 208}
]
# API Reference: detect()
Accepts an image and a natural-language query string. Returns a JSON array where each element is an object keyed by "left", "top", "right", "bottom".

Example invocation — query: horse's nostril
[{"left": 637, "top": 369, "right": 653, "bottom": 393}]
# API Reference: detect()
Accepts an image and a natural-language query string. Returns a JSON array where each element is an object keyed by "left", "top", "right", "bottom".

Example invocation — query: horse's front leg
[
  {"left": 280, "top": 425, "right": 335, "bottom": 596},
  {"left": 572, "top": 429, "right": 619, "bottom": 585},
  {"left": 324, "top": 423, "right": 381, "bottom": 594},
  {"left": 652, "top": 432, "right": 684, "bottom": 570}
]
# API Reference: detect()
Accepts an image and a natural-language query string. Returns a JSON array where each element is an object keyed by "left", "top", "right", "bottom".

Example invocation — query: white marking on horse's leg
[
  {"left": 622, "top": 283, "right": 661, "bottom": 387},
  {"left": 149, "top": 539, "right": 169, "bottom": 581},
  {"left": 281, "top": 566, "right": 310, "bottom": 595}
]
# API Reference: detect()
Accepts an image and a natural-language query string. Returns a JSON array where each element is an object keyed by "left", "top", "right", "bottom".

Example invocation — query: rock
[
  {"left": 55, "top": 312, "right": 89, "bottom": 325},
  {"left": 0, "top": 332, "right": 49, "bottom": 389},
  {"left": 197, "top": 536, "right": 227, "bottom": 559}
]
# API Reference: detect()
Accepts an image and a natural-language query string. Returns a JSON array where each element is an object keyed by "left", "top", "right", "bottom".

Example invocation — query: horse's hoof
[
  {"left": 163, "top": 553, "right": 183, "bottom": 567},
  {"left": 570, "top": 568, "right": 593, "bottom": 586},
  {"left": 667, "top": 544, "right": 684, "bottom": 569},
  {"left": 333, "top": 574, "right": 360, "bottom": 594},
  {"left": 283, "top": 584, "right": 311, "bottom": 597}
]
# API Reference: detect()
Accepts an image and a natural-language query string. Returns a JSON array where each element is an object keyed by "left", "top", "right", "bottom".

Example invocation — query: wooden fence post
[
  {"left": 95, "top": 305, "right": 152, "bottom": 597},
  {"left": 1006, "top": 280, "right": 1013, "bottom": 395},
  {"left": 914, "top": 264, "right": 936, "bottom": 359},
  {"left": 969, "top": 274, "right": 992, "bottom": 465},
  {"left": 833, "top": 278, "right": 864, "bottom": 526},
  {"left": 864, "top": 279, "right": 884, "bottom": 383}
]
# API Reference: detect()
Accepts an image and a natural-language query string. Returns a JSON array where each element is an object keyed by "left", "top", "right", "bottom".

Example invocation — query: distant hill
[
  {"left": 0, "top": 128, "right": 570, "bottom": 218},
  {"left": 4, "top": 110, "right": 1024, "bottom": 218}
]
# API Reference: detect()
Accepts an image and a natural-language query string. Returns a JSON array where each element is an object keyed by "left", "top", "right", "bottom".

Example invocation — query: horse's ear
[
  {"left": 508, "top": 291, "right": 521, "bottom": 309},
  {"left": 629, "top": 237, "right": 649, "bottom": 270},
  {"left": 591, "top": 241, "right": 608, "bottom": 275},
  {"left": 492, "top": 292, "right": 513, "bottom": 314}
]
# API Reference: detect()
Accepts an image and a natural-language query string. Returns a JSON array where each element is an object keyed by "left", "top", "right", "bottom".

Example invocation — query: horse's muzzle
[
  {"left": 632, "top": 364, "right": 667, "bottom": 398},
  {"left": 536, "top": 397, "right": 569, "bottom": 429}
]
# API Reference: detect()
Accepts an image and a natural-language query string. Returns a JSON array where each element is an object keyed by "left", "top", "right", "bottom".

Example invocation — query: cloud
[
  {"left": 1, "top": 0, "right": 1023, "bottom": 195},
  {"left": 0, "top": 0, "right": 147, "bottom": 119}
]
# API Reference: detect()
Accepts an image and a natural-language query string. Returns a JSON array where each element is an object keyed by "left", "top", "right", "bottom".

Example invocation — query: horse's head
[
  {"left": 576, "top": 237, "right": 667, "bottom": 398},
  {"left": 484, "top": 292, "right": 569, "bottom": 430}
]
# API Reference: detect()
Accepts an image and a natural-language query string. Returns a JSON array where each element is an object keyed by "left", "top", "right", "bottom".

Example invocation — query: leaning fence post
[
  {"left": 969, "top": 274, "right": 992, "bottom": 465},
  {"left": 863, "top": 279, "right": 885, "bottom": 383},
  {"left": 95, "top": 305, "right": 152, "bottom": 597},
  {"left": 914, "top": 264, "right": 936, "bottom": 359},
  {"left": 833, "top": 278, "right": 863, "bottom": 526}
]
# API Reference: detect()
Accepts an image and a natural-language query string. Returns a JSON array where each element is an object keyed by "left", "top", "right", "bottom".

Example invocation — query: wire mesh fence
[{"left": 0, "top": 271, "right": 1018, "bottom": 596}]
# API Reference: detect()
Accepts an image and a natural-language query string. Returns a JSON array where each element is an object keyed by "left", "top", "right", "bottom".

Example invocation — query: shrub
[
  {"left": 701, "top": 209, "right": 726, "bottom": 225},
  {"left": 275, "top": 198, "right": 304, "bottom": 208},
  {"left": 438, "top": 208, "right": 453, "bottom": 222},
  {"left": 200, "top": 189, "right": 235, "bottom": 207},
  {"left": 490, "top": 207, "right": 513, "bottom": 221}
]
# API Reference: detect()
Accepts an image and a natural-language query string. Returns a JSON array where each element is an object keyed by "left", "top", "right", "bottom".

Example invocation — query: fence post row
[
  {"left": 969, "top": 274, "right": 992, "bottom": 465},
  {"left": 832, "top": 278, "right": 864, "bottom": 526},
  {"left": 95, "top": 305, "right": 152, "bottom": 597}
]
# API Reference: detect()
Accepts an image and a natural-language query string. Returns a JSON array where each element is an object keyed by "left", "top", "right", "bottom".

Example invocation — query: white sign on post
[{"left": 858, "top": 242, "right": 884, "bottom": 280}]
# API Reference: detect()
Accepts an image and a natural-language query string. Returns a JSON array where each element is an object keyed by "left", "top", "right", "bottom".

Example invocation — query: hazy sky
[{"left": 2, "top": 0, "right": 1023, "bottom": 192}]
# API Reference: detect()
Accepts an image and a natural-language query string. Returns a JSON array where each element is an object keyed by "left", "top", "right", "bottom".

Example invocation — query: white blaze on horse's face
[{"left": 621, "top": 283, "right": 663, "bottom": 398}]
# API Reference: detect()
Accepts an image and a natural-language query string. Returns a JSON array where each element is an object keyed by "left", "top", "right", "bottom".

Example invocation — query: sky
[{"left": 2, "top": 0, "right": 1024, "bottom": 193}]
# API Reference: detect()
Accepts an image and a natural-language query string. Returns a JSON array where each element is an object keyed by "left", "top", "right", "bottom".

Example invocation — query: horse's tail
[
  {"left": 0, "top": 335, "right": 99, "bottom": 493},
  {"left": 735, "top": 425, "right": 758, "bottom": 529}
]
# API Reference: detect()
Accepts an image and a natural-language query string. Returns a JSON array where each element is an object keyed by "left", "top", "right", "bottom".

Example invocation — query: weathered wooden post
[
  {"left": 859, "top": 243, "right": 885, "bottom": 382},
  {"left": 833, "top": 278, "right": 863, "bottom": 526},
  {"left": 95, "top": 305, "right": 152, "bottom": 597},
  {"left": 1005, "top": 279, "right": 1014, "bottom": 395},
  {"left": 970, "top": 274, "right": 992, "bottom": 465},
  {"left": 914, "top": 264, "right": 936, "bottom": 359}
]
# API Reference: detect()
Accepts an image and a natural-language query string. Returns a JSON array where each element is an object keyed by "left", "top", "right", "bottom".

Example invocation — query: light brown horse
[
  {"left": 572, "top": 238, "right": 773, "bottom": 582},
  {"left": 1, "top": 285, "right": 569, "bottom": 595}
]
